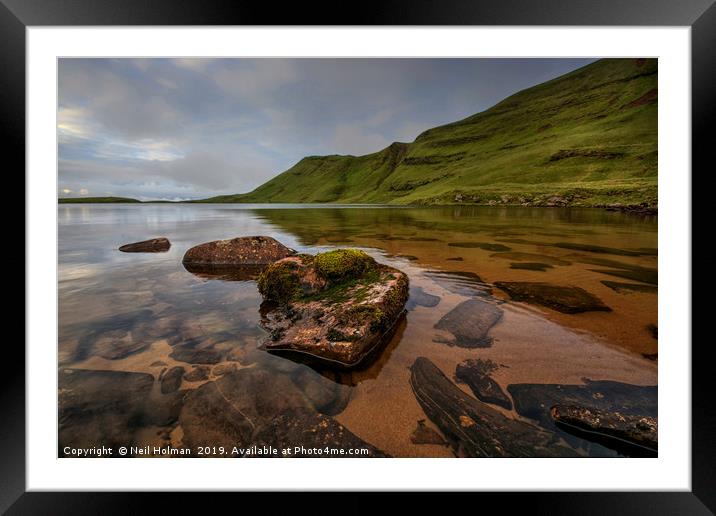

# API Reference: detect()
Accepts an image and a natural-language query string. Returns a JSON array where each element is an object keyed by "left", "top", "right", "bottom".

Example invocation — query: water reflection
[{"left": 59, "top": 204, "right": 657, "bottom": 458}]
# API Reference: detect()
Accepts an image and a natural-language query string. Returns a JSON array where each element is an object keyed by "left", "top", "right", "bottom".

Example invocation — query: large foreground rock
[
  {"left": 409, "top": 357, "right": 578, "bottom": 457},
  {"left": 495, "top": 281, "right": 611, "bottom": 314},
  {"left": 434, "top": 298, "right": 503, "bottom": 348},
  {"left": 182, "top": 236, "right": 295, "bottom": 270},
  {"left": 550, "top": 404, "right": 657, "bottom": 454},
  {"left": 508, "top": 379, "right": 657, "bottom": 456},
  {"left": 119, "top": 237, "right": 171, "bottom": 253},
  {"left": 179, "top": 367, "right": 386, "bottom": 456},
  {"left": 258, "top": 249, "right": 409, "bottom": 368},
  {"left": 59, "top": 368, "right": 183, "bottom": 456}
]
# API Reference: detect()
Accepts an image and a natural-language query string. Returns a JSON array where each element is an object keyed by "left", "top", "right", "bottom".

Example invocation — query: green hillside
[
  {"left": 59, "top": 196, "right": 142, "bottom": 204},
  {"left": 203, "top": 58, "right": 657, "bottom": 208}
]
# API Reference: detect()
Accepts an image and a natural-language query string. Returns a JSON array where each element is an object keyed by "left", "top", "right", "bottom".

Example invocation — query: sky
[{"left": 58, "top": 58, "right": 596, "bottom": 201}]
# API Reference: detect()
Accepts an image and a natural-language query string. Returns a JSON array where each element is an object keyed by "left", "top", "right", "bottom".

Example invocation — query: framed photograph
[{"left": 8, "top": 0, "right": 710, "bottom": 512}]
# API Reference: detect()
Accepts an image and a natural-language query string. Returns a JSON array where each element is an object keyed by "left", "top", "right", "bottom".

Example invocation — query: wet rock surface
[
  {"left": 183, "top": 365, "right": 210, "bottom": 382},
  {"left": 258, "top": 249, "right": 409, "bottom": 368},
  {"left": 551, "top": 242, "right": 647, "bottom": 256},
  {"left": 290, "top": 367, "right": 352, "bottom": 416},
  {"left": 119, "top": 237, "right": 171, "bottom": 253},
  {"left": 550, "top": 404, "right": 657, "bottom": 455},
  {"left": 448, "top": 242, "right": 511, "bottom": 251},
  {"left": 424, "top": 270, "right": 492, "bottom": 297},
  {"left": 589, "top": 268, "right": 657, "bottom": 285},
  {"left": 495, "top": 282, "right": 611, "bottom": 314},
  {"left": 160, "top": 366, "right": 185, "bottom": 394},
  {"left": 434, "top": 299, "right": 503, "bottom": 348},
  {"left": 406, "top": 285, "right": 441, "bottom": 311},
  {"left": 455, "top": 359, "right": 512, "bottom": 409},
  {"left": 59, "top": 368, "right": 175, "bottom": 455},
  {"left": 182, "top": 236, "right": 295, "bottom": 269},
  {"left": 508, "top": 379, "right": 657, "bottom": 456},
  {"left": 179, "top": 367, "right": 384, "bottom": 456},
  {"left": 491, "top": 252, "right": 571, "bottom": 266},
  {"left": 410, "top": 419, "right": 447, "bottom": 445},
  {"left": 601, "top": 280, "right": 657, "bottom": 294},
  {"left": 510, "top": 262, "right": 553, "bottom": 272},
  {"left": 254, "top": 408, "right": 388, "bottom": 457},
  {"left": 409, "top": 357, "right": 579, "bottom": 457}
]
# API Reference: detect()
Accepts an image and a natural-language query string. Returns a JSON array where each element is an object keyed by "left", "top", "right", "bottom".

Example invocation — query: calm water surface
[{"left": 58, "top": 204, "right": 657, "bottom": 457}]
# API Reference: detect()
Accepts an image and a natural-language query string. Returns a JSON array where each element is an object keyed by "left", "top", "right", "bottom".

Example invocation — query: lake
[{"left": 58, "top": 204, "right": 657, "bottom": 457}]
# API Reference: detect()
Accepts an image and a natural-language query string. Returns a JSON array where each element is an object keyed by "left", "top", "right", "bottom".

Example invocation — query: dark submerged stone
[
  {"left": 409, "top": 357, "right": 579, "bottom": 457},
  {"left": 455, "top": 359, "right": 512, "bottom": 409},
  {"left": 601, "top": 280, "right": 657, "bottom": 294},
  {"left": 410, "top": 419, "right": 447, "bottom": 445},
  {"left": 550, "top": 404, "right": 657, "bottom": 456},
  {"left": 160, "top": 366, "right": 185, "bottom": 394},
  {"left": 406, "top": 285, "right": 441, "bottom": 311},
  {"left": 509, "top": 262, "right": 553, "bottom": 272},
  {"left": 508, "top": 379, "right": 657, "bottom": 456},
  {"left": 434, "top": 299, "right": 503, "bottom": 348},
  {"left": 424, "top": 270, "right": 492, "bottom": 297},
  {"left": 495, "top": 281, "right": 611, "bottom": 314},
  {"left": 119, "top": 237, "right": 170, "bottom": 253}
]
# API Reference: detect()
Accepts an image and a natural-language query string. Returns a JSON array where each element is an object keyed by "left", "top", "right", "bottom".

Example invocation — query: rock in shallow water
[
  {"left": 494, "top": 281, "right": 611, "bottom": 314},
  {"left": 409, "top": 357, "right": 578, "bottom": 457},
  {"left": 410, "top": 419, "right": 447, "bottom": 445},
  {"left": 434, "top": 299, "right": 503, "bottom": 348},
  {"left": 550, "top": 404, "right": 657, "bottom": 454},
  {"left": 258, "top": 249, "right": 409, "bottom": 368},
  {"left": 406, "top": 285, "right": 441, "bottom": 311},
  {"left": 179, "top": 367, "right": 385, "bottom": 456},
  {"left": 119, "top": 237, "right": 171, "bottom": 253},
  {"left": 182, "top": 236, "right": 295, "bottom": 269},
  {"left": 508, "top": 379, "right": 657, "bottom": 456},
  {"left": 455, "top": 359, "right": 512, "bottom": 409},
  {"left": 160, "top": 366, "right": 185, "bottom": 394}
]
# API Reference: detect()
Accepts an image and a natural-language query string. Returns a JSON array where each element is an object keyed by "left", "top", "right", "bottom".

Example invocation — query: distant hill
[
  {"left": 200, "top": 58, "right": 657, "bottom": 208},
  {"left": 59, "top": 197, "right": 141, "bottom": 203}
]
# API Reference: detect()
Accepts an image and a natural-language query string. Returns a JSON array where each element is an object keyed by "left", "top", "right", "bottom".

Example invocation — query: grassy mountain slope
[
  {"left": 59, "top": 196, "right": 142, "bottom": 203},
  {"left": 204, "top": 58, "right": 658, "bottom": 207}
]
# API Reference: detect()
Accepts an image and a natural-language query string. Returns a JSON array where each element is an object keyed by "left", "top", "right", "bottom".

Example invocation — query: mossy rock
[{"left": 258, "top": 249, "right": 409, "bottom": 368}]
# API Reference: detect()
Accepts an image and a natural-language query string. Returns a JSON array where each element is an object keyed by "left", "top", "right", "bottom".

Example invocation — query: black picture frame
[{"left": 5, "top": 0, "right": 711, "bottom": 513}]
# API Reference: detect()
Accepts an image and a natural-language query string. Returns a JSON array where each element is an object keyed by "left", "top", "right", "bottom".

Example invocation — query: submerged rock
[
  {"left": 448, "top": 242, "right": 511, "bottom": 251},
  {"left": 183, "top": 365, "right": 210, "bottom": 382},
  {"left": 409, "top": 357, "right": 578, "bottom": 457},
  {"left": 455, "top": 359, "right": 512, "bottom": 409},
  {"left": 290, "top": 366, "right": 352, "bottom": 416},
  {"left": 589, "top": 268, "right": 657, "bottom": 285},
  {"left": 434, "top": 298, "right": 503, "bottom": 348},
  {"left": 119, "top": 237, "right": 171, "bottom": 253},
  {"left": 406, "top": 285, "right": 441, "bottom": 311},
  {"left": 601, "top": 280, "right": 657, "bottom": 294},
  {"left": 182, "top": 236, "right": 295, "bottom": 271},
  {"left": 160, "top": 366, "right": 185, "bottom": 394},
  {"left": 495, "top": 281, "right": 611, "bottom": 314},
  {"left": 550, "top": 404, "right": 657, "bottom": 454},
  {"left": 410, "top": 419, "right": 447, "bottom": 445},
  {"left": 59, "top": 368, "right": 154, "bottom": 455},
  {"left": 551, "top": 242, "right": 646, "bottom": 256},
  {"left": 179, "top": 367, "right": 384, "bottom": 455},
  {"left": 510, "top": 262, "right": 553, "bottom": 272},
  {"left": 424, "top": 270, "right": 492, "bottom": 297},
  {"left": 258, "top": 249, "right": 409, "bottom": 368},
  {"left": 254, "top": 408, "right": 388, "bottom": 457},
  {"left": 508, "top": 379, "right": 657, "bottom": 456}
]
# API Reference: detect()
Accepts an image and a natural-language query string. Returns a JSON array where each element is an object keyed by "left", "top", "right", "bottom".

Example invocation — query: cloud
[{"left": 58, "top": 57, "right": 597, "bottom": 200}]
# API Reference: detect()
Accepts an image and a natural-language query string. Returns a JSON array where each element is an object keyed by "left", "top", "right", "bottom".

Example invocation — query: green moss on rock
[
  {"left": 257, "top": 260, "right": 303, "bottom": 303},
  {"left": 314, "top": 249, "right": 376, "bottom": 282}
]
